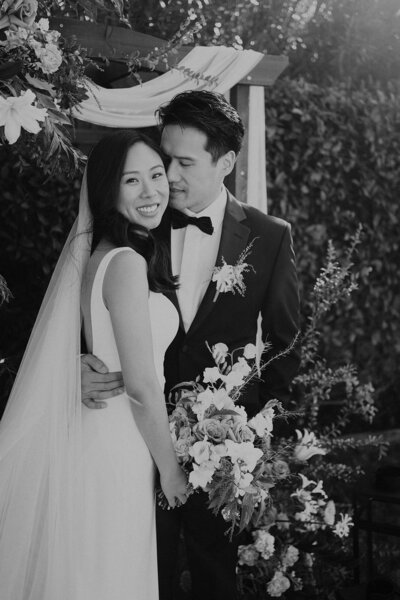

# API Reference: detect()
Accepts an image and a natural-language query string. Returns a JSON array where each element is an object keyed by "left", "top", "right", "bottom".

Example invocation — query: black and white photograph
[{"left": 0, "top": 1, "right": 399, "bottom": 599}]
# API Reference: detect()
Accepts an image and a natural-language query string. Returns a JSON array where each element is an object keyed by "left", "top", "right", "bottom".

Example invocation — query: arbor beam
[{"left": 51, "top": 18, "right": 288, "bottom": 87}]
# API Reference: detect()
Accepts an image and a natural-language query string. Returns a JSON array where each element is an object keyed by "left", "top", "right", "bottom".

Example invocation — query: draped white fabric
[
  {"left": 247, "top": 86, "right": 268, "bottom": 214},
  {"left": 0, "top": 180, "right": 92, "bottom": 600},
  {"left": 72, "top": 46, "right": 263, "bottom": 127}
]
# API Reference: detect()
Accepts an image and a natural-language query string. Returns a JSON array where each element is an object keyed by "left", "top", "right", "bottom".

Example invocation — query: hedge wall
[
  {"left": 0, "top": 153, "right": 80, "bottom": 412},
  {"left": 264, "top": 79, "right": 400, "bottom": 425},
  {"left": 1, "top": 78, "right": 399, "bottom": 424}
]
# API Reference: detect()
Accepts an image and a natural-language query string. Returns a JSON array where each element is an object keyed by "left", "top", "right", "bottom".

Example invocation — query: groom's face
[{"left": 161, "top": 124, "right": 232, "bottom": 214}]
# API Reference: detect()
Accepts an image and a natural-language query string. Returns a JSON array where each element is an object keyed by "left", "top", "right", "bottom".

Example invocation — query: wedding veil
[{"left": 0, "top": 176, "right": 92, "bottom": 599}]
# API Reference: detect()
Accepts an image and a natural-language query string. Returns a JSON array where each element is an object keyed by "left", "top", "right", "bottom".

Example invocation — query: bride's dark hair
[{"left": 86, "top": 130, "right": 177, "bottom": 293}]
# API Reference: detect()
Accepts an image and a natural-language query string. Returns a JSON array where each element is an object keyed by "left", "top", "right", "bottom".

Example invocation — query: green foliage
[{"left": 264, "top": 77, "right": 400, "bottom": 425}]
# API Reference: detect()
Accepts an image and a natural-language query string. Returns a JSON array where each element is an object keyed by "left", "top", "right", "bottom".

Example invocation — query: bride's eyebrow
[{"left": 123, "top": 164, "right": 164, "bottom": 175}]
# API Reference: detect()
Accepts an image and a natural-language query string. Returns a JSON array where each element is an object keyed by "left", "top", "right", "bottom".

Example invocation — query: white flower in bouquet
[
  {"left": 224, "top": 440, "right": 263, "bottom": 473},
  {"left": 238, "top": 544, "right": 259, "bottom": 566},
  {"left": 203, "top": 366, "right": 222, "bottom": 384},
  {"left": 324, "top": 499, "right": 336, "bottom": 526},
  {"left": 0, "top": 89, "right": 47, "bottom": 144},
  {"left": 35, "top": 42, "right": 63, "bottom": 74},
  {"left": 248, "top": 407, "right": 274, "bottom": 437},
  {"left": 294, "top": 429, "right": 327, "bottom": 461},
  {"left": 333, "top": 513, "right": 353, "bottom": 538},
  {"left": 281, "top": 545, "right": 299, "bottom": 569},
  {"left": 233, "top": 465, "right": 254, "bottom": 495},
  {"left": 253, "top": 529, "right": 275, "bottom": 559},
  {"left": 211, "top": 388, "right": 235, "bottom": 411},
  {"left": 266, "top": 571, "right": 291, "bottom": 597},
  {"left": 189, "top": 461, "right": 216, "bottom": 488},
  {"left": 36, "top": 17, "right": 49, "bottom": 31},
  {"left": 212, "top": 342, "right": 229, "bottom": 357},
  {"left": 188, "top": 438, "right": 213, "bottom": 465},
  {"left": 191, "top": 389, "right": 215, "bottom": 420},
  {"left": 243, "top": 343, "right": 257, "bottom": 359},
  {"left": 220, "top": 367, "right": 247, "bottom": 391}
]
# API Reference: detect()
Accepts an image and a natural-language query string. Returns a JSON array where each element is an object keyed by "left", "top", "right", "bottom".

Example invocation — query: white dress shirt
[{"left": 171, "top": 188, "right": 227, "bottom": 332}]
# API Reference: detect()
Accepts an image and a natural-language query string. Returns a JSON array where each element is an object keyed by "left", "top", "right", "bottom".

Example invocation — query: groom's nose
[{"left": 166, "top": 159, "right": 180, "bottom": 183}]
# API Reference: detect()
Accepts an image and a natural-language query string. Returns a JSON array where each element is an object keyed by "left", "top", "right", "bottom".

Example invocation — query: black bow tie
[{"left": 170, "top": 209, "right": 214, "bottom": 235}]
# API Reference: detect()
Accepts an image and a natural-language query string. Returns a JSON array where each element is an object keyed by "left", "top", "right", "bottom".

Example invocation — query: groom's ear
[{"left": 220, "top": 150, "right": 236, "bottom": 176}]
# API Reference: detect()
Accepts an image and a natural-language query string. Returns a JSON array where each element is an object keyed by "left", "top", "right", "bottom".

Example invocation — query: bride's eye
[
  {"left": 152, "top": 171, "right": 165, "bottom": 179},
  {"left": 125, "top": 176, "right": 139, "bottom": 184}
]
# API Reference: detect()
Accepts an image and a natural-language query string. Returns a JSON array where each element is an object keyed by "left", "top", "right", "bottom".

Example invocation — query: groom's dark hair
[{"left": 156, "top": 90, "right": 244, "bottom": 162}]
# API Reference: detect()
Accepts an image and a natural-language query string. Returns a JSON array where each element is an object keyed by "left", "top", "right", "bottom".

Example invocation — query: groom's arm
[
  {"left": 259, "top": 222, "right": 300, "bottom": 404},
  {"left": 81, "top": 354, "right": 125, "bottom": 409}
]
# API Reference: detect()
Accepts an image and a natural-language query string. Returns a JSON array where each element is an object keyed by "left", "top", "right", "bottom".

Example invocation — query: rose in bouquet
[{"left": 165, "top": 341, "right": 294, "bottom": 538}]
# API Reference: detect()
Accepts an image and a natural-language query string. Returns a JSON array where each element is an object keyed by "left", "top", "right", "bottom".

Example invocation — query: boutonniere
[{"left": 211, "top": 239, "right": 257, "bottom": 302}]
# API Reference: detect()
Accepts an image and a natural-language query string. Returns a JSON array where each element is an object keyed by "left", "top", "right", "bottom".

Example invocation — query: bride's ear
[{"left": 220, "top": 150, "right": 236, "bottom": 177}]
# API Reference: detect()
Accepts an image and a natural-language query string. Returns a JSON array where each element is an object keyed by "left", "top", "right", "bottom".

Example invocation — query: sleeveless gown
[{"left": 78, "top": 248, "right": 179, "bottom": 600}]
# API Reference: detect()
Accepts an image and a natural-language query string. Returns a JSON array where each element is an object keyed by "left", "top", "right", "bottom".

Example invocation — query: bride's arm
[{"left": 103, "top": 249, "right": 187, "bottom": 507}]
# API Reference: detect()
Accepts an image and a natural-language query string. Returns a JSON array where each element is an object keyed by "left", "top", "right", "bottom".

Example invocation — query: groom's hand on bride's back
[{"left": 81, "top": 354, "right": 125, "bottom": 409}]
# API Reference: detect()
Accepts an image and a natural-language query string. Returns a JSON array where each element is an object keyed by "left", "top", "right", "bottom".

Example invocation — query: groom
[{"left": 82, "top": 90, "right": 300, "bottom": 600}]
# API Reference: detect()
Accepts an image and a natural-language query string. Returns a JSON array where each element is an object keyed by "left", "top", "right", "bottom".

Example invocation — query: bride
[{"left": 0, "top": 130, "right": 187, "bottom": 600}]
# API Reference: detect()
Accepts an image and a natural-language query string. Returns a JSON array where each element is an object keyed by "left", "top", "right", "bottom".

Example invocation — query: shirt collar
[{"left": 184, "top": 187, "right": 227, "bottom": 228}]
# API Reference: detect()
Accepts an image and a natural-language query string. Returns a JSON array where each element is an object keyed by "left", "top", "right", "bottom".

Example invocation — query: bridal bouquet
[{"left": 166, "top": 341, "right": 293, "bottom": 538}]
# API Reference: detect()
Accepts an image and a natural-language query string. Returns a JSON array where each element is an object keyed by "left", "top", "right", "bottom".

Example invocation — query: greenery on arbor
[{"left": 39, "top": 0, "right": 400, "bottom": 88}]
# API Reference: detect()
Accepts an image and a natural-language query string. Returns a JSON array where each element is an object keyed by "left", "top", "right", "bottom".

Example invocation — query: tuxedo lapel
[{"left": 186, "top": 193, "right": 250, "bottom": 337}]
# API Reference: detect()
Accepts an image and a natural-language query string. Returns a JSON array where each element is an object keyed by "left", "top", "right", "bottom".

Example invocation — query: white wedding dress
[{"left": 78, "top": 247, "right": 179, "bottom": 600}]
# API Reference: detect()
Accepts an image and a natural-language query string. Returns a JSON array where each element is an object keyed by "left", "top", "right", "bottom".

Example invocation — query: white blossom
[
  {"left": 333, "top": 513, "right": 353, "bottom": 538},
  {"left": 35, "top": 42, "right": 63, "bottom": 74},
  {"left": 243, "top": 343, "right": 256, "bottom": 359},
  {"left": 248, "top": 407, "right": 274, "bottom": 437},
  {"left": 294, "top": 429, "right": 327, "bottom": 461},
  {"left": 324, "top": 500, "right": 336, "bottom": 526},
  {"left": 0, "top": 89, "right": 47, "bottom": 144},
  {"left": 202, "top": 366, "right": 221, "bottom": 384},
  {"left": 281, "top": 545, "right": 299, "bottom": 569},
  {"left": 188, "top": 461, "right": 216, "bottom": 489},
  {"left": 267, "top": 571, "right": 291, "bottom": 597},
  {"left": 253, "top": 529, "right": 275, "bottom": 559}
]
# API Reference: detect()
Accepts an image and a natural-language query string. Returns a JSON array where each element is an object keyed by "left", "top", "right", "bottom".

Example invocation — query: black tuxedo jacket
[{"left": 159, "top": 191, "right": 300, "bottom": 419}]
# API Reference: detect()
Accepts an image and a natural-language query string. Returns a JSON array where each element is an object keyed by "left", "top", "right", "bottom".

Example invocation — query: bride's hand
[{"left": 160, "top": 466, "right": 188, "bottom": 509}]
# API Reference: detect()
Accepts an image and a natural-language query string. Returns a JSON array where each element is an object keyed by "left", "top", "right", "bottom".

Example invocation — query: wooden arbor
[{"left": 52, "top": 18, "right": 288, "bottom": 200}]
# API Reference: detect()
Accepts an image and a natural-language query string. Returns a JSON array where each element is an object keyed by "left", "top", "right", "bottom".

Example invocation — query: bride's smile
[{"left": 117, "top": 141, "right": 169, "bottom": 229}]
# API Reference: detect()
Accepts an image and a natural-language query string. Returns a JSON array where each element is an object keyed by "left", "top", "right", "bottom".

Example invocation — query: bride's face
[{"left": 116, "top": 142, "right": 169, "bottom": 229}]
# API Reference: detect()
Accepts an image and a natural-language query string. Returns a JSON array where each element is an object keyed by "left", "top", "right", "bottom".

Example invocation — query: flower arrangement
[
  {"left": 165, "top": 333, "right": 355, "bottom": 596},
  {"left": 0, "top": 1, "right": 89, "bottom": 172},
  {"left": 212, "top": 238, "right": 256, "bottom": 302},
  {"left": 166, "top": 340, "right": 293, "bottom": 538},
  {"left": 236, "top": 229, "right": 387, "bottom": 599}
]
